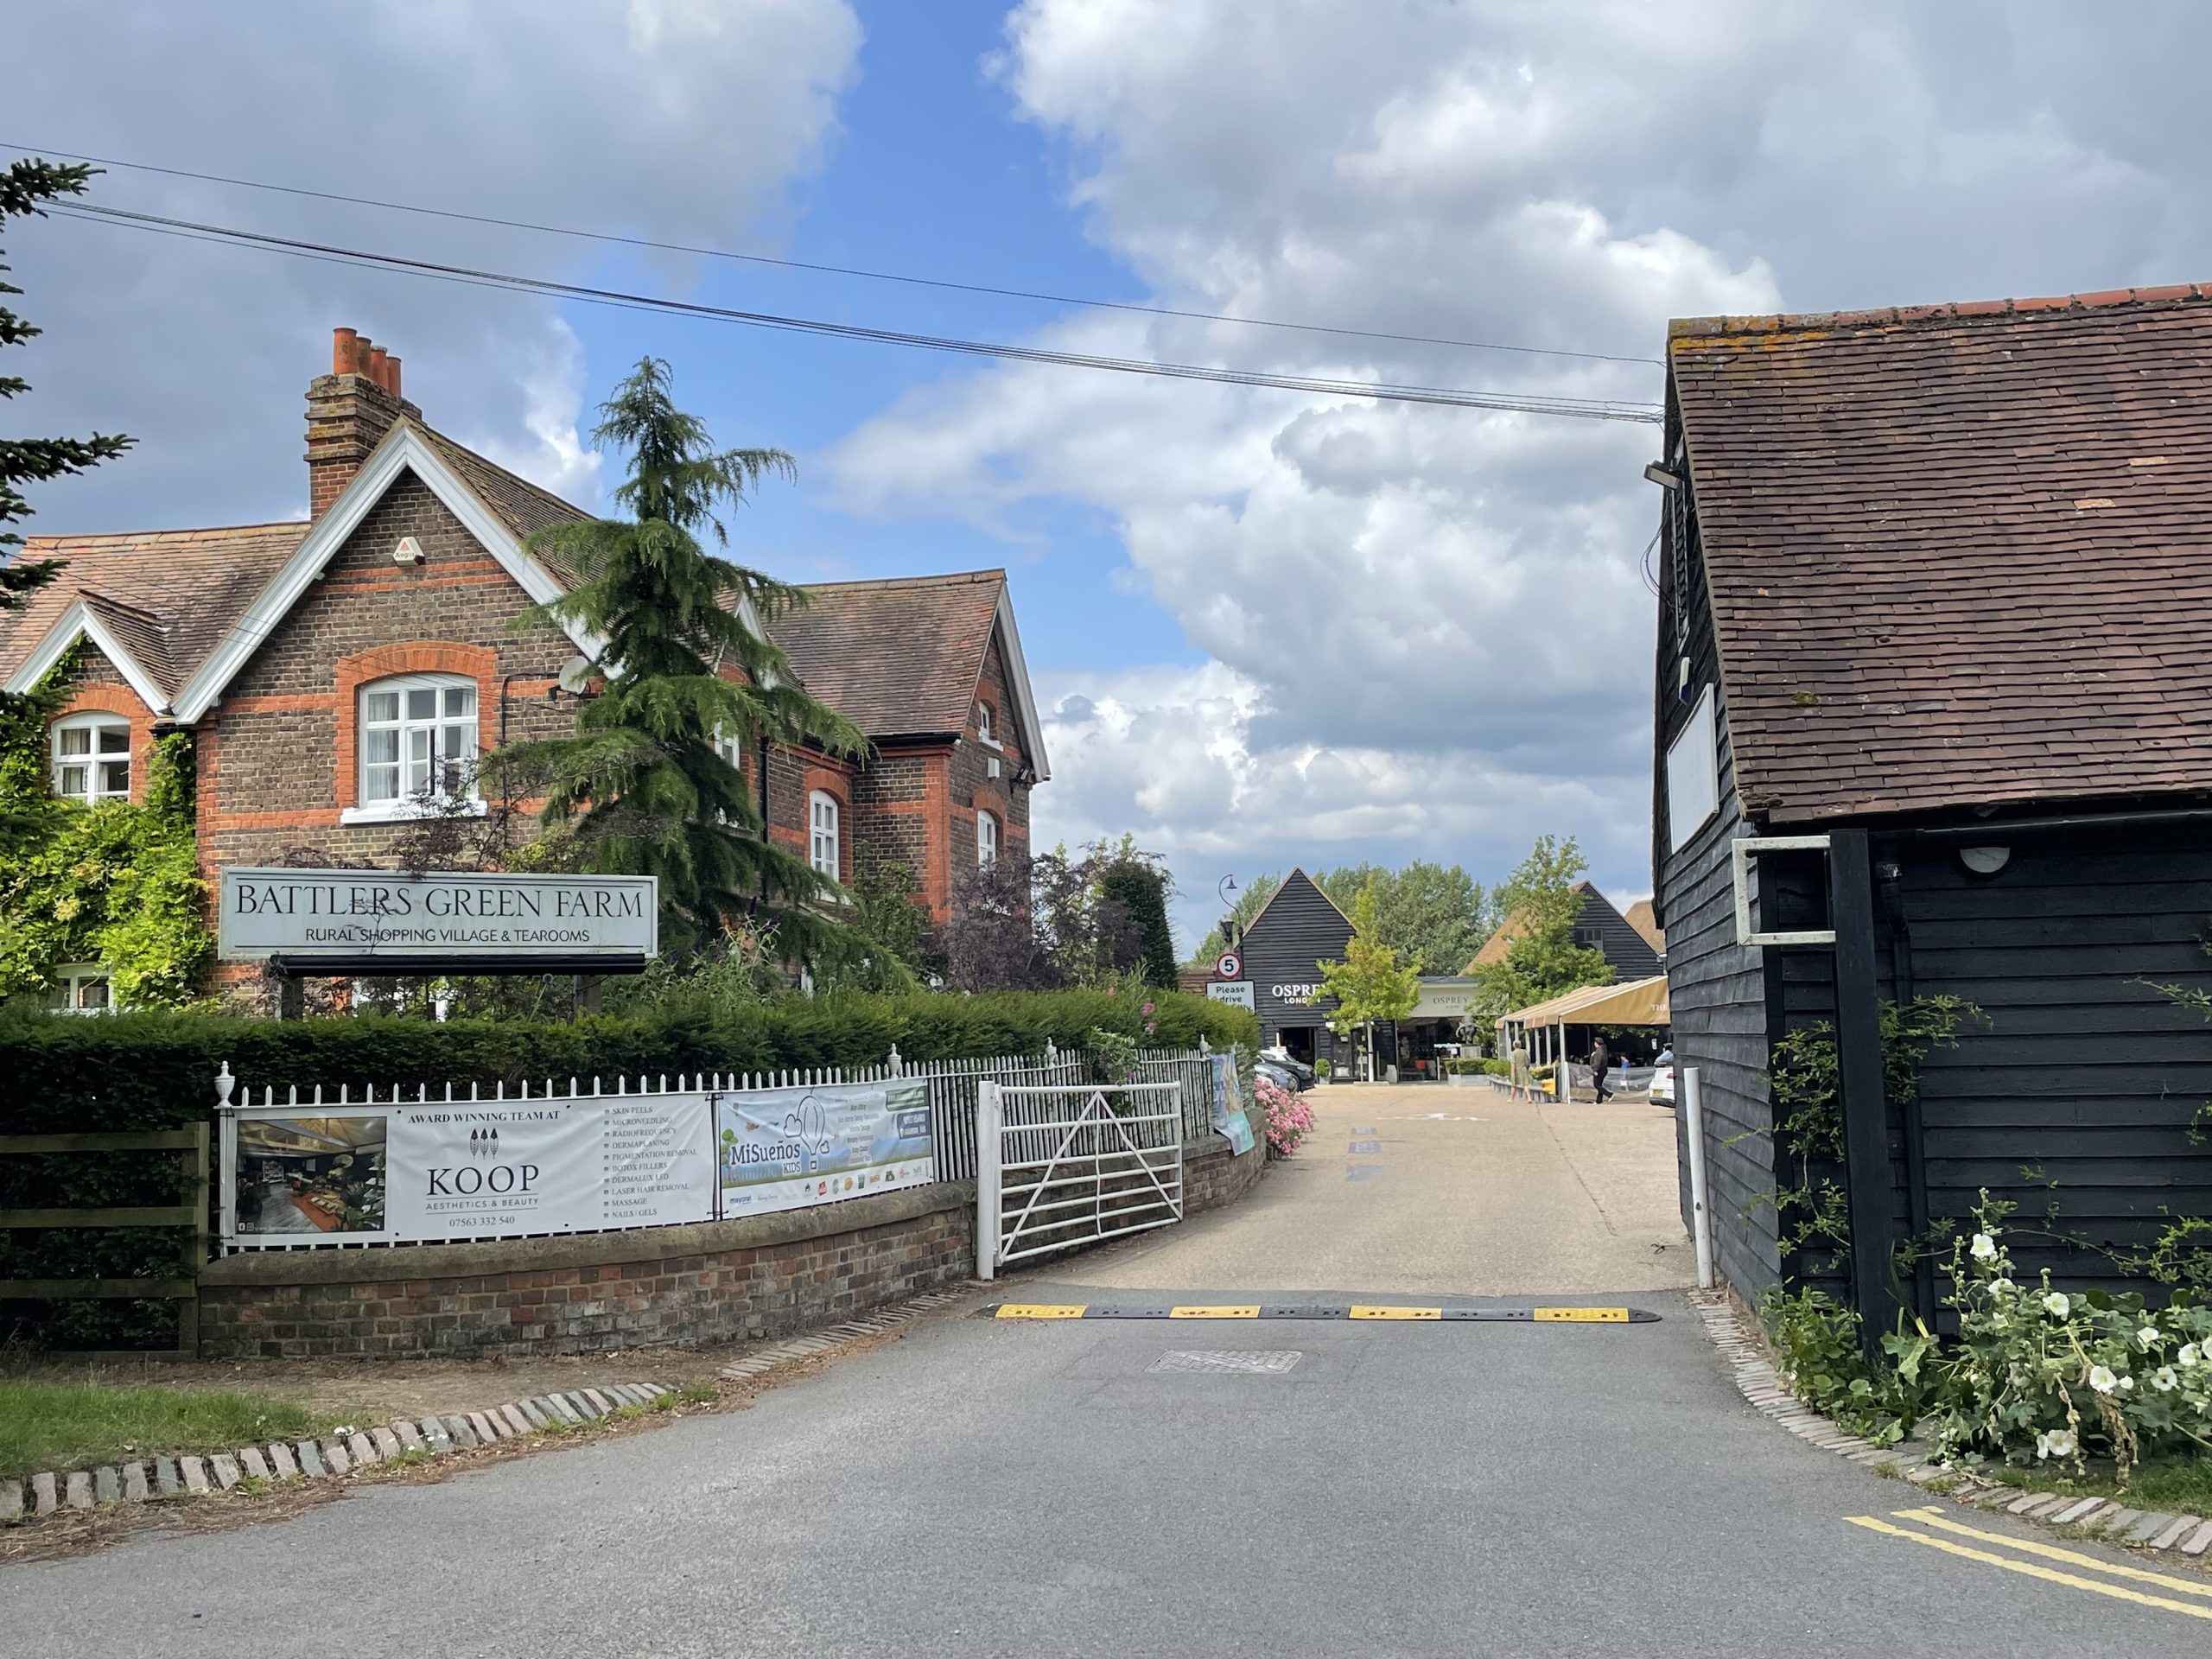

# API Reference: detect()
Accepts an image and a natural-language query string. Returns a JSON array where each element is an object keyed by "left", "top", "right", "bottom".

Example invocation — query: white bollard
[
  {"left": 1682, "top": 1065, "right": 1715, "bottom": 1291},
  {"left": 975, "top": 1081, "right": 1003, "bottom": 1281}
]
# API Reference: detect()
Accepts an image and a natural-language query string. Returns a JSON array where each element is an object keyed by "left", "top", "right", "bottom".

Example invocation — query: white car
[{"left": 1649, "top": 1064, "right": 1675, "bottom": 1105}]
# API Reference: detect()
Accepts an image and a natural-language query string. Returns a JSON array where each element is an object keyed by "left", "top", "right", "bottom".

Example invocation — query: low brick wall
[
  {"left": 200, "top": 1183, "right": 975, "bottom": 1360},
  {"left": 198, "top": 1103, "right": 1270, "bottom": 1361}
]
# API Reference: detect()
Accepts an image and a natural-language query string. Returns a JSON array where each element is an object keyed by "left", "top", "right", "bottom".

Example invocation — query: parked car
[
  {"left": 1254, "top": 1058, "right": 1303, "bottom": 1095},
  {"left": 1649, "top": 1063, "right": 1675, "bottom": 1105},
  {"left": 1259, "top": 1047, "right": 1317, "bottom": 1090}
]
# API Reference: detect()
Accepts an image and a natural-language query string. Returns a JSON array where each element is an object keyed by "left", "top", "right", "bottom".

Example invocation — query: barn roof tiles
[{"left": 1670, "top": 284, "right": 2212, "bottom": 823}]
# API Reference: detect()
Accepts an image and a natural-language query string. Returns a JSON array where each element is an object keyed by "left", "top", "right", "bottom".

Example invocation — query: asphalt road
[{"left": 10, "top": 1084, "right": 2203, "bottom": 1656}]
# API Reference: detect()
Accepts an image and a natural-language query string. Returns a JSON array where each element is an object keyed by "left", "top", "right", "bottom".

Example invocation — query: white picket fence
[{"left": 213, "top": 1039, "right": 1231, "bottom": 1190}]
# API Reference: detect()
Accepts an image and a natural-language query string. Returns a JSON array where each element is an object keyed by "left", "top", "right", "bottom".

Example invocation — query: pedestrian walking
[
  {"left": 1510, "top": 1037, "right": 1531, "bottom": 1102},
  {"left": 1589, "top": 1036, "right": 1611, "bottom": 1103}
]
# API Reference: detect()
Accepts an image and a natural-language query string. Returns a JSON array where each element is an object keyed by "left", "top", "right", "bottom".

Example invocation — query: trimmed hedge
[
  {"left": 1, "top": 988, "right": 1255, "bottom": 1350},
  {"left": 0, "top": 988, "right": 1255, "bottom": 1132}
]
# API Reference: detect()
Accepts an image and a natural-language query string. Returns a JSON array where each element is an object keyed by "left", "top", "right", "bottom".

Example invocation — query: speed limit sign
[{"left": 1216, "top": 951, "right": 1243, "bottom": 979}]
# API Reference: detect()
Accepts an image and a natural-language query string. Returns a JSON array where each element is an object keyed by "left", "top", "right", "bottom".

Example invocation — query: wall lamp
[{"left": 1643, "top": 462, "right": 1684, "bottom": 491}]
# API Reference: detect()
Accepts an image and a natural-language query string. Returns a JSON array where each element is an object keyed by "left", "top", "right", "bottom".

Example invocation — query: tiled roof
[
  {"left": 0, "top": 523, "right": 308, "bottom": 702},
  {"left": 1671, "top": 284, "right": 2212, "bottom": 823},
  {"left": 420, "top": 427, "right": 593, "bottom": 586},
  {"left": 768, "top": 570, "right": 1005, "bottom": 741},
  {"left": 1622, "top": 899, "right": 1664, "bottom": 955}
]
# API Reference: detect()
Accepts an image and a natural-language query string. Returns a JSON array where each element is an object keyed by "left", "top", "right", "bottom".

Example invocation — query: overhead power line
[
  {"left": 3, "top": 139, "right": 1662, "bottom": 368},
  {"left": 48, "top": 202, "right": 1664, "bottom": 424}
]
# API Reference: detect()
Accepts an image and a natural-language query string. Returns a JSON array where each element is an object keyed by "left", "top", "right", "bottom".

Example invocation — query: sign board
[
  {"left": 715, "top": 1079, "right": 936, "bottom": 1217},
  {"left": 221, "top": 1077, "right": 939, "bottom": 1248},
  {"left": 1208, "top": 1052, "right": 1256, "bottom": 1154},
  {"left": 217, "top": 868, "right": 658, "bottom": 965},
  {"left": 1215, "top": 951, "right": 1243, "bottom": 979},
  {"left": 1270, "top": 982, "right": 1322, "bottom": 1002},
  {"left": 1409, "top": 978, "right": 1478, "bottom": 1020},
  {"left": 1206, "top": 980, "right": 1256, "bottom": 1011},
  {"left": 224, "top": 1092, "right": 715, "bottom": 1248}
]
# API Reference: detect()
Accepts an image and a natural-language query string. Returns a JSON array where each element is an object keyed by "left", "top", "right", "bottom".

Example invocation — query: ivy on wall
[{"left": 0, "top": 651, "right": 211, "bottom": 1007}]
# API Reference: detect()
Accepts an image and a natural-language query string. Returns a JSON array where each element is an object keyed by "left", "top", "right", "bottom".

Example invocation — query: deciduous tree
[{"left": 1471, "top": 834, "right": 1612, "bottom": 1024}]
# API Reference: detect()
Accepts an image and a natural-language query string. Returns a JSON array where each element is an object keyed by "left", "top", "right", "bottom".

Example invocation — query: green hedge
[
  {"left": 0, "top": 988, "right": 1255, "bottom": 1132},
  {"left": 1, "top": 988, "right": 1255, "bottom": 1351}
]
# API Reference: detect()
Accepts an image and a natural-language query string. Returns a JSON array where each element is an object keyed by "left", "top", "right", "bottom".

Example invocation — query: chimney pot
[
  {"left": 368, "top": 346, "right": 390, "bottom": 392},
  {"left": 383, "top": 353, "right": 401, "bottom": 399},
  {"left": 333, "top": 327, "right": 359, "bottom": 376}
]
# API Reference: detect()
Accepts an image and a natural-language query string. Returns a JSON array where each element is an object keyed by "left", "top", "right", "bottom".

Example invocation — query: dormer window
[
  {"left": 52, "top": 715, "right": 131, "bottom": 803},
  {"left": 976, "top": 702, "right": 1000, "bottom": 748}
]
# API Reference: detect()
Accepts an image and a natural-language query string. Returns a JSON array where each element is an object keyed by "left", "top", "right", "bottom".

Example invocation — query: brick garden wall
[
  {"left": 199, "top": 1184, "right": 976, "bottom": 1360},
  {"left": 196, "top": 1116, "right": 1267, "bottom": 1360}
]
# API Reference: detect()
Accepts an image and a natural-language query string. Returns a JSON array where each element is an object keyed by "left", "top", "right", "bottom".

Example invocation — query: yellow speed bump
[
  {"left": 1534, "top": 1306, "right": 1630, "bottom": 1323},
  {"left": 993, "top": 1304, "right": 1088, "bottom": 1320},
  {"left": 1350, "top": 1306, "right": 1443, "bottom": 1320},
  {"left": 1169, "top": 1305, "right": 1262, "bottom": 1319}
]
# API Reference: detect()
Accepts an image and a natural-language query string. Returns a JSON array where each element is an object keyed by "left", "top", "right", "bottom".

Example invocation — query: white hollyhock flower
[
  {"left": 2089, "top": 1365, "right": 2120, "bottom": 1394},
  {"left": 2036, "top": 1427, "right": 2077, "bottom": 1460},
  {"left": 2138, "top": 1325, "right": 2164, "bottom": 1351},
  {"left": 2154, "top": 1367, "right": 2179, "bottom": 1392},
  {"left": 1971, "top": 1233, "right": 1999, "bottom": 1262},
  {"left": 2181, "top": 1343, "right": 2202, "bottom": 1367},
  {"left": 2044, "top": 1292, "right": 2071, "bottom": 1318},
  {"left": 1989, "top": 1278, "right": 2016, "bottom": 1296}
]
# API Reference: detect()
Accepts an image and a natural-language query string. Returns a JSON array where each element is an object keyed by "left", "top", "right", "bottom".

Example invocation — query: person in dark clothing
[{"left": 1588, "top": 1037, "right": 1611, "bottom": 1103}]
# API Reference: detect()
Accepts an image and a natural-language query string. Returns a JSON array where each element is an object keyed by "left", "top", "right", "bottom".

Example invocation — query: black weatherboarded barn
[
  {"left": 1653, "top": 285, "right": 2212, "bottom": 1327},
  {"left": 1236, "top": 869, "right": 1354, "bottom": 1071}
]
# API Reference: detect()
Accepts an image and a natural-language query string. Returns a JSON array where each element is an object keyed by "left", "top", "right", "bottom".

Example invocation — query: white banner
[
  {"left": 227, "top": 1093, "right": 713, "bottom": 1247},
  {"left": 716, "top": 1079, "right": 937, "bottom": 1217}
]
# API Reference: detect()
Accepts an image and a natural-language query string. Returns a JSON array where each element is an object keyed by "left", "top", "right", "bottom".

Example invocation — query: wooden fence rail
[{"left": 0, "top": 1125, "right": 210, "bottom": 1357}]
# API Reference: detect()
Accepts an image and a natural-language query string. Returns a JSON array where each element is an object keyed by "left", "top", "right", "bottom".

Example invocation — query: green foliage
[
  {"left": 1189, "top": 873, "right": 1279, "bottom": 968},
  {"left": 1317, "top": 878, "right": 1421, "bottom": 1033},
  {"left": 480, "top": 357, "right": 863, "bottom": 959},
  {"left": 1470, "top": 835, "right": 1611, "bottom": 1021},
  {"left": 1086, "top": 1025, "right": 1140, "bottom": 1084},
  {"left": 1097, "top": 849, "right": 1177, "bottom": 989},
  {"left": 0, "top": 719, "right": 209, "bottom": 1009},
  {"left": 0, "top": 1380, "right": 334, "bottom": 1478},
  {"left": 1752, "top": 996, "right": 1976, "bottom": 1269},
  {"left": 1316, "top": 861, "right": 1494, "bottom": 976},
  {"left": 1761, "top": 1287, "right": 1936, "bottom": 1446}
]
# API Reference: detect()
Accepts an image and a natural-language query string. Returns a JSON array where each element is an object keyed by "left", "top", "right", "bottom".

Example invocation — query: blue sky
[{"left": 17, "top": 1, "right": 2212, "bottom": 952}]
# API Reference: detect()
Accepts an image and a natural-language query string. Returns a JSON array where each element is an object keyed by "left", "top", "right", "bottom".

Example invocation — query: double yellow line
[{"left": 1849, "top": 1507, "right": 2212, "bottom": 1621}]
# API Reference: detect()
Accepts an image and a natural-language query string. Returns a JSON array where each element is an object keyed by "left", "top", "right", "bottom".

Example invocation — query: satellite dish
[{"left": 558, "top": 654, "right": 595, "bottom": 695}]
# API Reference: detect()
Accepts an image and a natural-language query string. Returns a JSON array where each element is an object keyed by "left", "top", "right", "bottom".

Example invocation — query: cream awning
[{"left": 1494, "top": 973, "right": 1670, "bottom": 1030}]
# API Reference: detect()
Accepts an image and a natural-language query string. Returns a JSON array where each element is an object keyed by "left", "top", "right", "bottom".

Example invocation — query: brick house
[{"left": 0, "top": 328, "right": 1046, "bottom": 1001}]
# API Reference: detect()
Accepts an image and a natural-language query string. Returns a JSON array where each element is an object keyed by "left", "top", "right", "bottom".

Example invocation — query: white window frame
[
  {"left": 809, "top": 790, "right": 841, "bottom": 879},
  {"left": 342, "top": 672, "right": 486, "bottom": 826},
  {"left": 977, "top": 808, "right": 1000, "bottom": 868},
  {"left": 976, "top": 701, "right": 1001, "bottom": 749},
  {"left": 51, "top": 713, "right": 132, "bottom": 804},
  {"left": 47, "top": 963, "right": 115, "bottom": 1014}
]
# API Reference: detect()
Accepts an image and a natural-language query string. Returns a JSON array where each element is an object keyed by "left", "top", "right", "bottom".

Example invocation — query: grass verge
[
  {"left": 1982, "top": 1453, "right": 2212, "bottom": 1516},
  {"left": 0, "top": 1381, "right": 338, "bottom": 1478}
]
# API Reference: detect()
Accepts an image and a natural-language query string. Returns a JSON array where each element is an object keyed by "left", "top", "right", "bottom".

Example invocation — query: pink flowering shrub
[{"left": 1256, "top": 1076, "right": 1314, "bottom": 1157}]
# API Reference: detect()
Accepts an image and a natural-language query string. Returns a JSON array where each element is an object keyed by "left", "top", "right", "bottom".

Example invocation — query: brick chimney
[{"left": 306, "top": 327, "right": 422, "bottom": 517}]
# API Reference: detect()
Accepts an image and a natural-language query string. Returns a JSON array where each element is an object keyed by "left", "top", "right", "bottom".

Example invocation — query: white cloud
[
  {"left": 833, "top": 0, "right": 2212, "bottom": 933},
  {"left": 8, "top": 0, "right": 862, "bottom": 531}
]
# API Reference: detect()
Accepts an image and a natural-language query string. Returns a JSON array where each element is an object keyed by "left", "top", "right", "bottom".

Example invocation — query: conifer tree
[
  {"left": 1, "top": 159, "right": 133, "bottom": 838},
  {"left": 486, "top": 358, "right": 863, "bottom": 957}
]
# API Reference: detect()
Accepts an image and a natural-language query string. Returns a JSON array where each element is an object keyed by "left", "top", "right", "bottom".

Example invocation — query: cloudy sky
[{"left": 10, "top": 1, "right": 2211, "bottom": 948}]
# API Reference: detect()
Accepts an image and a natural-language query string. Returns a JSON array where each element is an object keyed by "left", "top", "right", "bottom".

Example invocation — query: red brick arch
[
  {"left": 332, "top": 642, "right": 499, "bottom": 809},
  {"left": 51, "top": 683, "right": 156, "bottom": 806}
]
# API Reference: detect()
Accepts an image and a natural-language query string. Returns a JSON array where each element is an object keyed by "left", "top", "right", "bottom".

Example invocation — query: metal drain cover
[{"left": 1149, "top": 1350, "right": 1304, "bottom": 1374}]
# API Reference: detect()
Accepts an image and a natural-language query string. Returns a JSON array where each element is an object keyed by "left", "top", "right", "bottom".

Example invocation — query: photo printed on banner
[{"left": 715, "top": 1078, "right": 936, "bottom": 1217}]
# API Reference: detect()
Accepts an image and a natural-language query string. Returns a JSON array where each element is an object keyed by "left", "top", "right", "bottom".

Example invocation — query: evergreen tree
[
  {"left": 1471, "top": 834, "right": 1613, "bottom": 1024},
  {"left": 1, "top": 160, "right": 132, "bottom": 834},
  {"left": 1098, "top": 849, "right": 1177, "bottom": 988},
  {"left": 483, "top": 358, "right": 862, "bottom": 957},
  {"left": 1316, "top": 878, "right": 1422, "bottom": 1076}
]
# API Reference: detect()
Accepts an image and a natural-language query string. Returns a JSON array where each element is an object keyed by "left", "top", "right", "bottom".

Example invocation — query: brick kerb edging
[
  {"left": 0, "top": 1284, "right": 978, "bottom": 1528},
  {"left": 1688, "top": 1289, "right": 2212, "bottom": 1567}
]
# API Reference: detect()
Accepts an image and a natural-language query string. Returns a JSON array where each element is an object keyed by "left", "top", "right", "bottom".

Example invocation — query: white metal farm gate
[{"left": 974, "top": 1081, "right": 1185, "bottom": 1277}]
